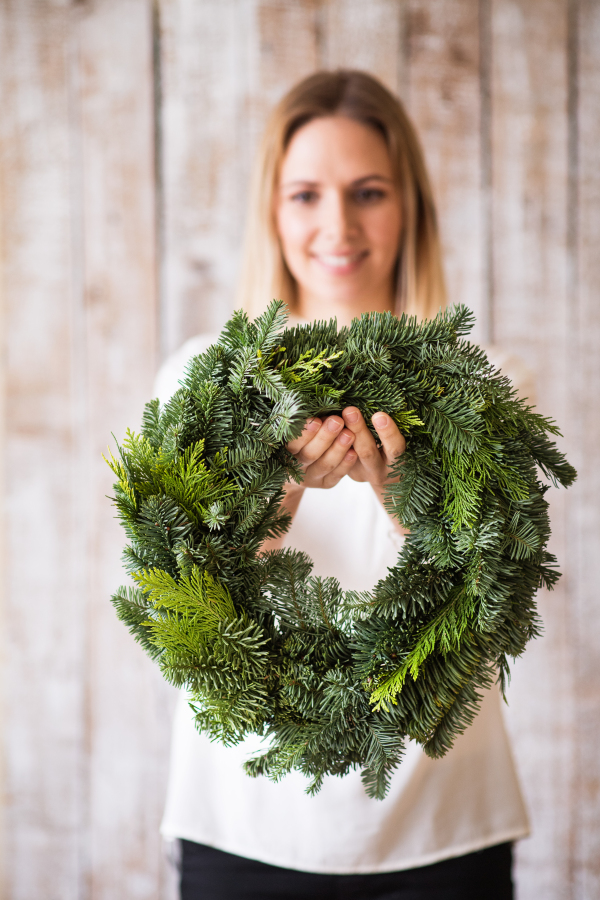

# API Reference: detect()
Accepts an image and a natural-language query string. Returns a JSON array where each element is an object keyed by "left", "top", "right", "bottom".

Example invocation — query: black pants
[{"left": 180, "top": 839, "right": 513, "bottom": 900}]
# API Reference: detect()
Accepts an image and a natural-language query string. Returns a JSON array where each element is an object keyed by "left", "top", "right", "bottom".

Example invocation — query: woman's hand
[
  {"left": 342, "top": 407, "right": 406, "bottom": 488},
  {"left": 341, "top": 407, "right": 408, "bottom": 536},
  {"left": 285, "top": 408, "right": 405, "bottom": 492},
  {"left": 264, "top": 408, "right": 407, "bottom": 552},
  {"left": 285, "top": 415, "right": 358, "bottom": 490},
  {"left": 261, "top": 415, "right": 357, "bottom": 552}
]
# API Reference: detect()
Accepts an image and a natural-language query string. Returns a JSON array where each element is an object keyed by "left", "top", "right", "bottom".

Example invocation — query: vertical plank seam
[
  {"left": 397, "top": 0, "right": 408, "bottom": 101},
  {"left": 566, "top": 0, "right": 580, "bottom": 895},
  {"left": 67, "top": 6, "right": 92, "bottom": 898},
  {"left": 153, "top": 0, "right": 167, "bottom": 364},
  {"left": 567, "top": 0, "right": 579, "bottom": 306},
  {"left": 315, "top": 0, "right": 328, "bottom": 69},
  {"left": 0, "top": 7, "right": 7, "bottom": 894},
  {"left": 479, "top": 0, "right": 493, "bottom": 344}
]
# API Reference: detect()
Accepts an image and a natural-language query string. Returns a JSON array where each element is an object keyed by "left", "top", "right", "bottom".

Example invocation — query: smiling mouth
[{"left": 314, "top": 251, "right": 368, "bottom": 269}]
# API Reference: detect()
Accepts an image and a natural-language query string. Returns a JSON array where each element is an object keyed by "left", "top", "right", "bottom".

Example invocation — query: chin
[
  {"left": 310, "top": 271, "right": 366, "bottom": 292},
  {"left": 324, "top": 284, "right": 370, "bottom": 305}
]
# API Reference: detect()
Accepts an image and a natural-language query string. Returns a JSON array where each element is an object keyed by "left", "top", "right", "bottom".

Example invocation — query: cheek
[
  {"left": 276, "top": 207, "right": 312, "bottom": 261},
  {"left": 365, "top": 205, "right": 402, "bottom": 263}
]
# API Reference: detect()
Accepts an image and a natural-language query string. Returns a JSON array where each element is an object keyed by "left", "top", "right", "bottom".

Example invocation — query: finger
[
  {"left": 341, "top": 407, "right": 383, "bottom": 477},
  {"left": 304, "top": 427, "right": 355, "bottom": 477},
  {"left": 322, "top": 447, "right": 358, "bottom": 489},
  {"left": 286, "top": 418, "right": 322, "bottom": 455},
  {"left": 295, "top": 415, "right": 345, "bottom": 465},
  {"left": 371, "top": 413, "right": 406, "bottom": 466}
]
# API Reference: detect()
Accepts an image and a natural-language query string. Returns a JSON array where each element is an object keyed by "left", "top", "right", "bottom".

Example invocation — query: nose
[{"left": 320, "top": 189, "right": 358, "bottom": 243}]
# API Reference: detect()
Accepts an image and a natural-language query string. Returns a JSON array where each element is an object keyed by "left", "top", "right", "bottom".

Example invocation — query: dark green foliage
[{"left": 107, "top": 300, "right": 576, "bottom": 799}]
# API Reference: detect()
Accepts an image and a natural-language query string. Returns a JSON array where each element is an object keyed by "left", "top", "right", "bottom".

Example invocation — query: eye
[
  {"left": 290, "top": 189, "right": 319, "bottom": 204},
  {"left": 353, "top": 187, "right": 386, "bottom": 205}
]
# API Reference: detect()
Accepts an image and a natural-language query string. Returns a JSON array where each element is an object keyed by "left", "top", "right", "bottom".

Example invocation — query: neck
[{"left": 295, "top": 284, "right": 395, "bottom": 328}]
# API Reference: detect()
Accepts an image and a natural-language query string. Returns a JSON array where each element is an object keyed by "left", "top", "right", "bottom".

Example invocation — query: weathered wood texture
[
  {"left": 0, "top": 1, "right": 175, "bottom": 898},
  {"left": 0, "top": 1, "right": 598, "bottom": 898},
  {"left": 570, "top": 1, "right": 600, "bottom": 895},
  {"left": 489, "top": 3, "right": 574, "bottom": 897},
  {"left": 0, "top": 5, "right": 87, "bottom": 897},
  {"left": 320, "top": 0, "right": 404, "bottom": 91},
  {"left": 405, "top": 0, "right": 488, "bottom": 341},
  {"left": 76, "top": 2, "right": 175, "bottom": 898}
]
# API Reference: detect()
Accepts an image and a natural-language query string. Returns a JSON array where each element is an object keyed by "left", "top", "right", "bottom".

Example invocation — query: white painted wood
[
  {"left": 569, "top": 1, "right": 600, "bottom": 896},
  {"left": 0, "top": 4, "right": 88, "bottom": 897},
  {"left": 76, "top": 1, "right": 174, "bottom": 897},
  {"left": 405, "top": 0, "right": 488, "bottom": 341},
  {"left": 320, "top": 0, "right": 404, "bottom": 93},
  {"left": 489, "top": 2, "right": 574, "bottom": 897},
  {"left": 157, "top": 0, "right": 250, "bottom": 353},
  {"left": 0, "top": 1, "right": 176, "bottom": 897}
]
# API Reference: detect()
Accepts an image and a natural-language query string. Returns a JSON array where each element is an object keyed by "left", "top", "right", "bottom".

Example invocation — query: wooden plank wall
[
  {"left": 0, "top": 1, "right": 175, "bottom": 898},
  {"left": 490, "top": 3, "right": 574, "bottom": 895},
  {"left": 0, "top": 1, "right": 598, "bottom": 897}
]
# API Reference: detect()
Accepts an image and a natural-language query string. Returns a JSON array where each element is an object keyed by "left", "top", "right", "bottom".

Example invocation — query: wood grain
[
  {"left": 489, "top": 2, "right": 573, "bottom": 897},
  {"left": 569, "top": 1, "right": 600, "bottom": 895},
  {"left": 320, "top": 0, "right": 404, "bottom": 93},
  {"left": 405, "top": 0, "right": 487, "bottom": 340},
  {"left": 158, "top": 0, "right": 249, "bottom": 353},
  {"left": 76, "top": 1, "right": 173, "bottom": 897},
  {"left": 0, "top": 4, "right": 87, "bottom": 897}
]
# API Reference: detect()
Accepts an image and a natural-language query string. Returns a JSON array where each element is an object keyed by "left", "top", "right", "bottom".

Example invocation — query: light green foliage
[
  {"left": 108, "top": 300, "right": 576, "bottom": 798},
  {"left": 135, "top": 567, "right": 237, "bottom": 638}
]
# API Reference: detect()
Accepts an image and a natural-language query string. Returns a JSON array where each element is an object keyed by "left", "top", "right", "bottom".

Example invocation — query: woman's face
[{"left": 276, "top": 116, "right": 402, "bottom": 322}]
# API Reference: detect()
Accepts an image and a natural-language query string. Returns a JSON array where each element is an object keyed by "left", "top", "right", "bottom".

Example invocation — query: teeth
[{"left": 319, "top": 254, "right": 362, "bottom": 267}]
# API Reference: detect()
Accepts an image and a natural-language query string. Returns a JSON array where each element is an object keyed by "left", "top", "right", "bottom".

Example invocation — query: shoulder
[
  {"left": 153, "top": 334, "right": 219, "bottom": 405},
  {"left": 482, "top": 344, "right": 537, "bottom": 405}
]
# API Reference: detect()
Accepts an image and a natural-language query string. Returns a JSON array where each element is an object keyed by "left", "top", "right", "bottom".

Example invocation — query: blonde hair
[{"left": 237, "top": 69, "right": 446, "bottom": 321}]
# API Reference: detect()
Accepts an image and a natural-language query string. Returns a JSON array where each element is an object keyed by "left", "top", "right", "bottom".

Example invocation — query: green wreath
[{"left": 107, "top": 301, "right": 575, "bottom": 799}]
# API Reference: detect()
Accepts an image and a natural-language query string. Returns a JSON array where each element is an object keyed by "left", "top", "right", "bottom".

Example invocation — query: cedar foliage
[{"left": 107, "top": 301, "right": 576, "bottom": 799}]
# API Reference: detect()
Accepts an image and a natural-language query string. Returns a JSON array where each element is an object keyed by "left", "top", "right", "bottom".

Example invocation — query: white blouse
[{"left": 156, "top": 335, "right": 530, "bottom": 874}]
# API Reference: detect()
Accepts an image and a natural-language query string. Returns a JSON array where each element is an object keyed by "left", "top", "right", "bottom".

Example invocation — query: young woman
[{"left": 156, "top": 70, "right": 529, "bottom": 900}]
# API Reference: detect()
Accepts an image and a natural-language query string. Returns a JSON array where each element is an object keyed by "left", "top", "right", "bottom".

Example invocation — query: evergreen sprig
[{"left": 107, "top": 301, "right": 576, "bottom": 799}]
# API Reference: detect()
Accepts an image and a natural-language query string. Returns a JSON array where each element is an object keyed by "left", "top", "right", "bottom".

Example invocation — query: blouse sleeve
[
  {"left": 153, "top": 334, "right": 218, "bottom": 405},
  {"left": 482, "top": 344, "right": 537, "bottom": 406}
]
